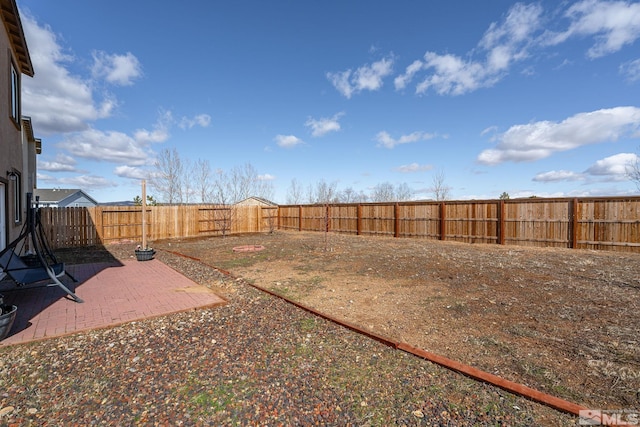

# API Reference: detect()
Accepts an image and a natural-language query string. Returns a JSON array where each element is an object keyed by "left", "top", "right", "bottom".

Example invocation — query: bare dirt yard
[{"left": 161, "top": 230, "right": 640, "bottom": 413}]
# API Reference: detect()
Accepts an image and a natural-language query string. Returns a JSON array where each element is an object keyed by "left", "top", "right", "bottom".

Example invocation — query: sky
[{"left": 15, "top": 0, "right": 640, "bottom": 204}]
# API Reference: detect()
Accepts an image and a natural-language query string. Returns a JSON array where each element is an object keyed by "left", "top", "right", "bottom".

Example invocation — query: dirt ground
[{"left": 158, "top": 230, "right": 640, "bottom": 412}]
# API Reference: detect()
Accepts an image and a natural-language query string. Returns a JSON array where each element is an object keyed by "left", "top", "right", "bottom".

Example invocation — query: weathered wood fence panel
[
  {"left": 278, "top": 205, "right": 301, "bottom": 231},
  {"left": 503, "top": 199, "right": 570, "bottom": 248},
  {"left": 576, "top": 197, "right": 640, "bottom": 252},
  {"left": 41, "top": 197, "right": 640, "bottom": 253},
  {"left": 443, "top": 201, "right": 498, "bottom": 244},
  {"left": 39, "top": 206, "right": 100, "bottom": 248}
]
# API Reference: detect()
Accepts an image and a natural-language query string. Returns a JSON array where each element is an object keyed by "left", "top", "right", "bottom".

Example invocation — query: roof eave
[{"left": 1, "top": 0, "right": 34, "bottom": 77}]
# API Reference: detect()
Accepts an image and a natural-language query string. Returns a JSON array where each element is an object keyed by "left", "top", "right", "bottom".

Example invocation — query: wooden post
[
  {"left": 325, "top": 204, "right": 330, "bottom": 232},
  {"left": 357, "top": 204, "right": 362, "bottom": 235},
  {"left": 256, "top": 205, "right": 262, "bottom": 232},
  {"left": 439, "top": 202, "right": 446, "bottom": 241},
  {"left": 570, "top": 198, "right": 578, "bottom": 249},
  {"left": 498, "top": 200, "right": 505, "bottom": 245},
  {"left": 394, "top": 203, "right": 400, "bottom": 238},
  {"left": 298, "top": 205, "right": 303, "bottom": 231},
  {"left": 141, "top": 180, "right": 147, "bottom": 249}
]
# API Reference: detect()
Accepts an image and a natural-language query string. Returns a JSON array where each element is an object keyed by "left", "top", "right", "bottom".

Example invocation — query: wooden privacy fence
[
  {"left": 40, "top": 196, "right": 640, "bottom": 253},
  {"left": 39, "top": 205, "right": 278, "bottom": 249},
  {"left": 279, "top": 196, "right": 640, "bottom": 253}
]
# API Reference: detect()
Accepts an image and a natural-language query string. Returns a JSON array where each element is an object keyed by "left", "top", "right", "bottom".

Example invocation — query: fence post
[
  {"left": 394, "top": 203, "right": 400, "bottom": 238},
  {"left": 439, "top": 202, "right": 446, "bottom": 241},
  {"left": 277, "top": 206, "right": 281, "bottom": 230},
  {"left": 357, "top": 204, "right": 362, "bottom": 235},
  {"left": 256, "top": 205, "right": 262, "bottom": 232},
  {"left": 325, "top": 204, "right": 330, "bottom": 232},
  {"left": 498, "top": 200, "right": 505, "bottom": 245},
  {"left": 570, "top": 198, "right": 578, "bottom": 249},
  {"left": 298, "top": 205, "right": 303, "bottom": 232}
]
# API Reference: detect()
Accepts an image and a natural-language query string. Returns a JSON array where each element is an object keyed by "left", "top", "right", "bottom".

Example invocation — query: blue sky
[{"left": 17, "top": 0, "right": 640, "bottom": 203}]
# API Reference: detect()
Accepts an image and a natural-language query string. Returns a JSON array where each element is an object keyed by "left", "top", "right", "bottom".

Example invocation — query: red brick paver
[{"left": 0, "top": 259, "right": 226, "bottom": 346}]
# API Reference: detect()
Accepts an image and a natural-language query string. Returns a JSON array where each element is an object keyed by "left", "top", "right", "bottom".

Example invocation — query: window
[
  {"left": 10, "top": 61, "right": 19, "bottom": 124},
  {"left": 10, "top": 172, "right": 21, "bottom": 223}
]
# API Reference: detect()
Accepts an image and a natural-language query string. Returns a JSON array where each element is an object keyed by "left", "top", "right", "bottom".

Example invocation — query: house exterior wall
[
  {"left": 21, "top": 118, "right": 38, "bottom": 196},
  {"left": 0, "top": 13, "right": 24, "bottom": 247}
]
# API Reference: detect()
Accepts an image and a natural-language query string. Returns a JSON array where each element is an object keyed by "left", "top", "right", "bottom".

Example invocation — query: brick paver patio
[{"left": 0, "top": 258, "right": 226, "bottom": 346}]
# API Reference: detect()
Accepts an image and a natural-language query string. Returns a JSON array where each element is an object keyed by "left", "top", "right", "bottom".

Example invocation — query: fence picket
[{"left": 41, "top": 197, "right": 640, "bottom": 253}]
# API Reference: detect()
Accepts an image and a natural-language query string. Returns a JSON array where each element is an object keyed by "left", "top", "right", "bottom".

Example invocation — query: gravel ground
[{"left": 0, "top": 242, "right": 576, "bottom": 426}]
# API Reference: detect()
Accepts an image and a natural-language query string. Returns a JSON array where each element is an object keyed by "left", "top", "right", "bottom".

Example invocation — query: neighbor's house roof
[
  {"left": 235, "top": 196, "right": 278, "bottom": 206},
  {"left": 33, "top": 189, "right": 98, "bottom": 206},
  {"left": 1, "top": 0, "right": 34, "bottom": 76}
]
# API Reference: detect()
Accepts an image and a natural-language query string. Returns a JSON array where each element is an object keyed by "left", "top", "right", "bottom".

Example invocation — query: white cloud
[
  {"left": 397, "top": 1, "right": 640, "bottom": 97},
  {"left": 114, "top": 165, "right": 149, "bottom": 180},
  {"left": 415, "top": 53, "right": 490, "bottom": 96},
  {"left": 477, "top": 107, "right": 640, "bottom": 165},
  {"left": 532, "top": 170, "right": 585, "bottom": 182},
  {"left": 258, "top": 174, "right": 276, "bottom": 181},
  {"left": 545, "top": 0, "right": 640, "bottom": 58},
  {"left": 51, "top": 175, "right": 115, "bottom": 189},
  {"left": 38, "top": 153, "right": 78, "bottom": 172},
  {"left": 91, "top": 51, "right": 142, "bottom": 86},
  {"left": 398, "top": 3, "right": 542, "bottom": 96},
  {"left": 327, "top": 57, "right": 394, "bottom": 98},
  {"left": 375, "top": 131, "right": 436, "bottom": 149},
  {"left": 480, "top": 125, "right": 499, "bottom": 136},
  {"left": 133, "top": 110, "right": 173, "bottom": 144},
  {"left": 396, "top": 163, "right": 433, "bottom": 173},
  {"left": 58, "top": 128, "right": 153, "bottom": 166},
  {"left": 21, "top": 13, "right": 116, "bottom": 134},
  {"left": 305, "top": 112, "right": 344, "bottom": 137},
  {"left": 585, "top": 152, "right": 639, "bottom": 177},
  {"left": 394, "top": 60, "right": 423, "bottom": 91},
  {"left": 479, "top": 2, "right": 542, "bottom": 68},
  {"left": 620, "top": 58, "right": 640, "bottom": 81},
  {"left": 274, "top": 134, "right": 303, "bottom": 148},
  {"left": 179, "top": 114, "right": 211, "bottom": 130}
]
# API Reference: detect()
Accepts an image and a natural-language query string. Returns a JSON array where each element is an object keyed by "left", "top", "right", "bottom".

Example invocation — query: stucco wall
[{"left": 0, "top": 20, "right": 26, "bottom": 246}]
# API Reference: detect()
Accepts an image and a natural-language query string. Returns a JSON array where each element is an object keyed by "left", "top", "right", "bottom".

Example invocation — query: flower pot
[
  {"left": 0, "top": 304, "right": 17, "bottom": 341},
  {"left": 135, "top": 248, "right": 155, "bottom": 261}
]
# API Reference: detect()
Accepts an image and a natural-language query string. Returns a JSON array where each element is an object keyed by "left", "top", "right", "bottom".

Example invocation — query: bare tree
[
  {"left": 211, "top": 169, "right": 233, "bottom": 236},
  {"left": 286, "top": 178, "right": 304, "bottom": 204},
  {"left": 152, "top": 148, "right": 183, "bottom": 204},
  {"left": 395, "top": 182, "right": 414, "bottom": 201},
  {"left": 338, "top": 187, "right": 368, "bottom": 203},
  {"left": 312, "top": 179, "right": 338, "bottom": 203},
  {"left": 194, "top": 159, "right": 213, "bottom": 203},
  {"left": 228, "top": 163, "right": 275, "bottom": 203},
  {"left": 429, "top": 170, "right": 451, "bottom": 201},
  {"left": 264, "top": 206, "right": 278, "bottom": 234},
  {"left": 181, "top": 158, "right": 196, "bottom": 204},
  {"left": 370, "top": 182, "right": 413, "bottom": 202},
  {"left": 370, "top": 182, "right": 396, "bottom": 202},
  {"left": 627, "top": 153, "right": 640, "bottom": 191},
  {"left": 306, "top": 183, "right": 316, "bottom": 204},
  {"left": 255, "top": 175, "right": 275, "bottom": 202}
]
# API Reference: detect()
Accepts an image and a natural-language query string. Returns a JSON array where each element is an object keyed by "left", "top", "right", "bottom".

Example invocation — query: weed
[{"left": 298, "top": 318, "right": 317, "bottom": 332}]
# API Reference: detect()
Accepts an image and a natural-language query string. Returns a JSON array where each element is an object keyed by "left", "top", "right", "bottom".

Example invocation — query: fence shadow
[{"left": 0, "top": 245, "right": 124, "bottom": 341}]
